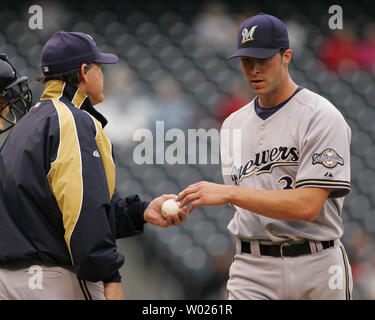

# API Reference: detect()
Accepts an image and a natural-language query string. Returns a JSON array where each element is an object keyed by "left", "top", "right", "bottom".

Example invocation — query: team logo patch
[
  {"left": 312, "top": 148, "right": 344, "bottom": 168},
  {"left": 93, "top": 149, "right": 100, "bottom": 158},
  {"left": 241, "top": 25, "right": 257, "bottom": 44}
]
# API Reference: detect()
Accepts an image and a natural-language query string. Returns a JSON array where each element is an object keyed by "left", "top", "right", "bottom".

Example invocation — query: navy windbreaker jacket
[{"left": 0, "top": 80, "right": 148, "bottom": 282}]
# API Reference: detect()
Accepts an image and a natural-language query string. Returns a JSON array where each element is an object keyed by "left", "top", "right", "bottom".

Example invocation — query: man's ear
[
  {"left": 80, "top": 63, "right": 89, "bottom": 83},
  {"left": 282, "top": 49, "right": 293, "bottom": 65}
]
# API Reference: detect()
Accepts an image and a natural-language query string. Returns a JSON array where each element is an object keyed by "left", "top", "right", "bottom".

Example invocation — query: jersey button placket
[{"left": 258, "top": 124, "right": 266, "bottom": 147}]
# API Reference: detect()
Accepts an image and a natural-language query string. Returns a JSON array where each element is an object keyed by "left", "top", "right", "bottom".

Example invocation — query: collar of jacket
[{"left": 41, "top": 80, "right": 108, "bottom": 128}]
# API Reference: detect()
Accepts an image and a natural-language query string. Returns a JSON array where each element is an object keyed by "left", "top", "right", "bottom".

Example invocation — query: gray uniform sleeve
[{"left": 295, "top": 101, "right": 351, "bottom": 198}]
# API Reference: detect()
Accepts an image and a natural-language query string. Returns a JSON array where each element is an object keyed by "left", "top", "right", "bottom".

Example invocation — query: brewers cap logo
[
  {"left": 241, "top": 25, "right": 257, "bottom": 44},
  {"left": 312, "top": 148, "right": 344, "bottom": 168}
]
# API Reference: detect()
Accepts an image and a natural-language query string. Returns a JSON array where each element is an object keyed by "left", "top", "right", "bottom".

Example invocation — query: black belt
[{"left": 241, "top": 240, "right": 334, "bottom": 258}]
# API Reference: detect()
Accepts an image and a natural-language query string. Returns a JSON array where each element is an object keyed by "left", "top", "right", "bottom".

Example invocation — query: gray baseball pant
[
  {"left": 227, "top": 239, "right": 353, "bottom": 300},
  {"left": 0, "top": 261, "right": 105, "bottom": 300}
]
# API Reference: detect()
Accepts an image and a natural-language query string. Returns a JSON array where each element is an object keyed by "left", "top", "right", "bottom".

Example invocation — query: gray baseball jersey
[{"left": 220, "top": 88, "right": 351, "bottom": 242}]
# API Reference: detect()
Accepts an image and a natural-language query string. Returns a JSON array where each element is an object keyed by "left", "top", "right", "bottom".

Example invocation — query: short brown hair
[
  {"left": 37, "top": 63, "right": 93, "bottom": 85},
  {"left": 279, "top": 48, "right": 288, "bottom": 56}
]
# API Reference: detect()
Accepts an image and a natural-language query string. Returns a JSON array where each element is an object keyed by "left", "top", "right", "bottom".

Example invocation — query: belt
[{"left": 241, "top": 240, "right": 334, "bottom": 258}]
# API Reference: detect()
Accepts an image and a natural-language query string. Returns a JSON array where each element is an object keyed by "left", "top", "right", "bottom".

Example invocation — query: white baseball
[{"left": 161, "top": 199, "right": 180, "bottom": 217}]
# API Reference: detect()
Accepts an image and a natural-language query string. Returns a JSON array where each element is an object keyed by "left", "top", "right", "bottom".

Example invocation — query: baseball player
[
  {"left": 0, "top": 32, "right": 187, "bottom": 300},
  {"left": 178, "top": 13, "right": 353, "bottom": 300}
]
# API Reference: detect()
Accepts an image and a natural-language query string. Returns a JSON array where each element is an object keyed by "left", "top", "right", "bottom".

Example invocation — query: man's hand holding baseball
[{"left": 144, "top": 194, "right": 188, "bottom": 227}]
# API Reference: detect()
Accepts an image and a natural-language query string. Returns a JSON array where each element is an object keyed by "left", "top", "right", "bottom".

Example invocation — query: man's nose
[{"left": 248, "top": 61, "right": 261, "bottom": 74}]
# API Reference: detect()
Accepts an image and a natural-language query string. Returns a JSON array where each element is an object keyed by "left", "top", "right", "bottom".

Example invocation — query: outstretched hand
[
  {"left": 177, "top": 181, "right": 232, "bottom": 213},
  {"left": 144, "top": 194, "right": 188, "bottom": 228}
]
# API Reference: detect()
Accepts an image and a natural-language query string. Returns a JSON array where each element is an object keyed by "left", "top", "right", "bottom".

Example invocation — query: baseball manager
[{"left": 0, "top": 31, "right": 186, "bottom": 300}]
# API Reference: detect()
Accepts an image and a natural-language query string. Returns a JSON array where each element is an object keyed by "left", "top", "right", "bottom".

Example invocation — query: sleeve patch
[{"left": 312, "top": 148, "right": 344, "bottom": 168}]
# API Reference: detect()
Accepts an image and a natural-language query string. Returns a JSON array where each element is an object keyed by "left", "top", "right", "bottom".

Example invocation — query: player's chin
[
  {"left": 251, "top": 87, "right": 266, "bottom": 95},
  {"left": 250, "top": 83, "right": 266, "bottom": 93}
]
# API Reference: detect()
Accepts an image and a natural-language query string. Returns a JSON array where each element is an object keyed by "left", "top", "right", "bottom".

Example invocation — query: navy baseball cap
[
  {"left": 228, "top": 13, "right": 289, "bottom": 60},
  {"left": 41, "top": 31, "right": 119, "bottom": 75}
]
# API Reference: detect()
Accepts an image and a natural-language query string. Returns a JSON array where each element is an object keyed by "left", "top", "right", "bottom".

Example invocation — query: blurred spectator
[
  {"left": 37, "top": 0, "right": 72, "bottom": 40},
  {"left": 356, "top": 255, "right": 375, "bottom": 299},
  {"left": 356, "top": 22, "right": 375, "bottom": 72},
  {"left": 214, "top": 79, "right": 253, "bottom": 125},
  {"left": 285, "top": 19, "right": 307, "bottom": 57},
  {"left": 346, "top": 227, "right": 375, "bottom": 299},
  {"left": 148, "top": 76, "right": 196, "bottom": 131},
  {"left": 201, "top": 252, "right": 233, "bottom": 299},
  {"left": 101, "top": 62, "right": 154, "bottom": 146},
  {"left": 318, "top": 24, "right": 359, "bottom": 75},
  {"left": 193, "top": 2, "right": 237, "bottom": 57}
]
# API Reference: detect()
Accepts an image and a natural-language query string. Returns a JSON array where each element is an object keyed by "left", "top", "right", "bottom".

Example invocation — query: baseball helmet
[{"left": 0, "top": 53, "right": 32, "bottom": 134}]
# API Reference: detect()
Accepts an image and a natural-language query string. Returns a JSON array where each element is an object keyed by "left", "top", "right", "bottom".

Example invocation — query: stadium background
[{"left": 1, "top": 0, "right": 375, "bottom": 299}]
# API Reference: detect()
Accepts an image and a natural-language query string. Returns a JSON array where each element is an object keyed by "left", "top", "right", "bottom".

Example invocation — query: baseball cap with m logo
[{"left": 228, "top": 13, "right": 289, "bottom": 60}]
